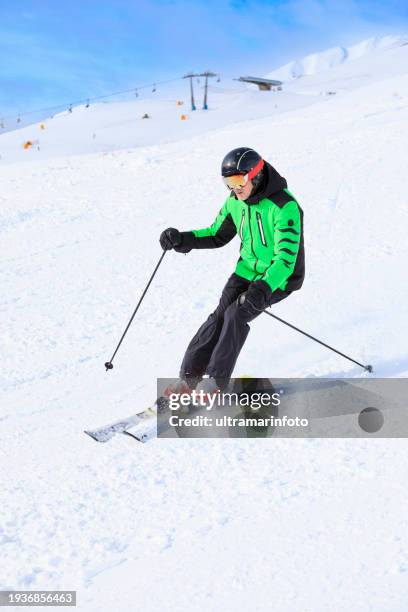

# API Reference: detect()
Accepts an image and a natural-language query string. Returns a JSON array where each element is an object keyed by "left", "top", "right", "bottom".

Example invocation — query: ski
[
  {"left": 84, "top": 380, "right": 277, "bottom": 444},
  {"left": 84, "top": 405, "right": 157, "bottom": 444}
]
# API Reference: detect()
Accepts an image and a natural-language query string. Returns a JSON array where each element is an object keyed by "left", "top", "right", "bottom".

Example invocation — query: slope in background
[{"left": 1, "top": 35, "right": 408, "bottom": 163}]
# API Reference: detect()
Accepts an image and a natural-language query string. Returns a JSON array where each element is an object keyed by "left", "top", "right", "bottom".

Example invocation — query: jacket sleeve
[
  {"left": 262, "top": 200, "right": 302, "bottom": 291},
  {"left": 176, "top": 199, "right": 237, "bottom": 251}
]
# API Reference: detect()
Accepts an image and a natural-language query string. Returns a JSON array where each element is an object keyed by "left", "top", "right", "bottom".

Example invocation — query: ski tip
[
  {"left": 84, "top": 430, "right": 108, "bottom": 443},
  {"left": 122, "top": 430, "right": 147, "bottom": 443}
]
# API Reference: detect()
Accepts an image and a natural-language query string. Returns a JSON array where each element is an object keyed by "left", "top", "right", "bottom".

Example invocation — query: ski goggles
[{"left": 222, "top": 158, "right": 264, "bottom": 189}]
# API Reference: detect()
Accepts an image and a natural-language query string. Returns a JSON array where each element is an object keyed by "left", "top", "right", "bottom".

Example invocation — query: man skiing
[{"left": 160, "top": 147, "right": 305, "bottom": 393}]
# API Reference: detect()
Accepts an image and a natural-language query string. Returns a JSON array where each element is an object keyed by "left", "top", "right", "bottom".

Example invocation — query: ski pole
[
  {"left": 263, "top": 310, "right": 373, "bottom": 373},
  {"left": 105, "top": 251, "right": 166, "bottom": 371}
]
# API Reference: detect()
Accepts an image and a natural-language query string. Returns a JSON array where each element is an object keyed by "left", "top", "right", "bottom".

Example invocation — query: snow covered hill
[
  {"left": 1, "top": 35, "right": 408, "bottom": 164},
  {"left": 266, "top": 34, "right": 407, "bottom": 81},
  {"left": 1, "top": 37, "right": 408, "bottom": 611}
]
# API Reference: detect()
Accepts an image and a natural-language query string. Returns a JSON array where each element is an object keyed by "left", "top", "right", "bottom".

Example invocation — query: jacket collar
[{"left": 244, "top": 161, "right": 287, "bottom": 205}]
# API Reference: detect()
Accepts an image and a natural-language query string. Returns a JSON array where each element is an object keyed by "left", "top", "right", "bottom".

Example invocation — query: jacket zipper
[
  {"left": 239, "top": 209, "right": 245, "bottom": 241},
  {"left": 246, "top": 205, "right": 259, "bottom": 276},
  {"left": 256, "top": 212, "right": 267, "bottom": 246}
]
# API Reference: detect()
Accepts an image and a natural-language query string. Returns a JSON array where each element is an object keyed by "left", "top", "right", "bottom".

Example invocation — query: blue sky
[{"left": 0, "top": 0, "right": 407, "bottom": 119}]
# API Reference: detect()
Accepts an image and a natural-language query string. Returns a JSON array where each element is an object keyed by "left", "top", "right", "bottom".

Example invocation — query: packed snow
[{"left": 1, "top": 37, "right": 408, "bottom": 611}]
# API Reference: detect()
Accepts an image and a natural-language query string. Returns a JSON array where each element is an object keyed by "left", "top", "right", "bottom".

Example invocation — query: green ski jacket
[{"left": 180, "top": 162, "right": 305, "bottom": 293}]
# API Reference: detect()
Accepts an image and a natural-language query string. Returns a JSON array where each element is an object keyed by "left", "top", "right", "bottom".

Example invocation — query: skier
[{"left": 160, "top": 147, "right": 305, "bottom": 393}]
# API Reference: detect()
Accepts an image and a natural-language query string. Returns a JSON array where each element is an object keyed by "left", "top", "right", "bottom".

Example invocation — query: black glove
[
  {"left": 160, "top": 228, "right": 196, "bottom": 253},
  {"left": 241, "top": 280, "right": 273, "bottom": 311},
  {"left": 160, "top": 227, "right": 182, "bottom": 251}
]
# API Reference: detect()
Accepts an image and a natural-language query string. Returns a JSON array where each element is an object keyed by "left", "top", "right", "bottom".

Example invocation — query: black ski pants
[{"left": 180, "top": 273, "right": 291, "bottom": 384}]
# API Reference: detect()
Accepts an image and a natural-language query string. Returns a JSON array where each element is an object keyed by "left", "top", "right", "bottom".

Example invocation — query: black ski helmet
[{"left": 221, "top": 147, "right": 265, "bottom": 189}]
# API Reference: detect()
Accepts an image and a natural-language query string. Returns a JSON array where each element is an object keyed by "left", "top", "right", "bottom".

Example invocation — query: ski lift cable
[{"left": 0, "top": 76, "right": 183, "bottom": 122}]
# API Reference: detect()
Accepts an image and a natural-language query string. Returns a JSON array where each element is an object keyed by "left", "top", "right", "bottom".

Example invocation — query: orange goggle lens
[
  {"left": 222, "top": 174, "right": 248, "bottom": 189},
  {"left": 222, "top": 158, "right": 265, "bottom": 190}
]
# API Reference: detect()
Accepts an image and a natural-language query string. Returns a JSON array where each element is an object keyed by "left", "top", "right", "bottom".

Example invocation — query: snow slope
[
  {"left": 1, "top": 38, "right": 408, "bottom": 611},
  {"left": 2, "top": 35, "right": 408, "bottom": 164},
  {"left": 266, "top": 34, "right": 407, "bottom": 81}
]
